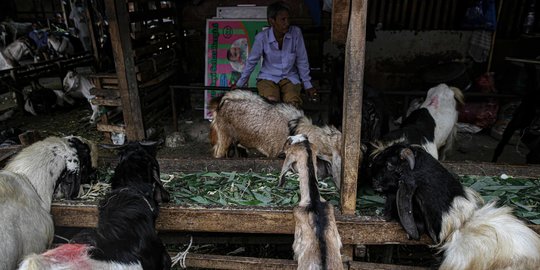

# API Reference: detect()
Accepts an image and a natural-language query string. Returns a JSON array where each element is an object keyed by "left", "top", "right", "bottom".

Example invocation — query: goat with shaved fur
[
  {"left": 280, "top": 134, "right": 343, "bottom": 270},
  {"left": 210, "top": 90, "right": 343, "bottom": 187},
  {"left": 18, "top": 141, "right": 171, "bottom": 270},
  {"left": 370, "top": 142, "right": 540, "bottom": 270},
  {"left": 0, "top": 136, "right": 97, "bottom": 270},
  {"left": 419, "top": 84, "right": 464, "bottom": 160}
]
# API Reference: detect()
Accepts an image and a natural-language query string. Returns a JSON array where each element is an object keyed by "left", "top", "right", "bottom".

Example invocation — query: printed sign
[{"left": 204, "top": 18, "right": 267, "bottom": 119}]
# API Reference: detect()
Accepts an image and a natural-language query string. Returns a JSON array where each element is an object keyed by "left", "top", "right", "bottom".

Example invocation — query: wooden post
[
  {"left": 105, "top": 0, "right": 146, "bottom": 141},
  {"left": 340, "top": 0, "right": 367, "bottom": 216}
]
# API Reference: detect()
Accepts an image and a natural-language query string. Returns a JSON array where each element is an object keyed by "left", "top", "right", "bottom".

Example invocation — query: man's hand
[{"left": 306, "top": 87, "right": 318, "bottom": 102}]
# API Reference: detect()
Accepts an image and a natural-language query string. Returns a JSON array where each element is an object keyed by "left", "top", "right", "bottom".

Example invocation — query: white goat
[
  {"left": 63, "top": 70, "right": 99, "bottom": 124},
  {"left": 279, "top": 134, "right": 343, "bottom": 270},
  {"left": 0, "top": 136, "right": 97, "bottom": 270},
  {"left": 418, "top": 84, "right": 464, "bottom": 160},
  {"left": 371, "top": 143, "right": 540, "bottom": 270},
  {"left": 210, "top": 90, "right": 343, "bottom": 187}
]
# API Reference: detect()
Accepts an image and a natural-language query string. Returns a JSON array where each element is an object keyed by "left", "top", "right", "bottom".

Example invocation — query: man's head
[
  {"left": 267, "top": 1, "right": 290, "bottom": 37},
  {"left": 227, "top": 46, "right": 241, "bottom": 63}
]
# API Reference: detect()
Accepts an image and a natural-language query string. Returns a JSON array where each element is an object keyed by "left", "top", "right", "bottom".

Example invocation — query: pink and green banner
[{"left": 204, "top": 18, "right": 267, "bottom": 119}]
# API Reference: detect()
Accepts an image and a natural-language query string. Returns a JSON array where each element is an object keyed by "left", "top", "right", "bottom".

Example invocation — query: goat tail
[
  {"left": 438, "top": 188, "right": 540, "bottom": 270},
  {"left": 449, "top": 86, "right": 465, "bottom": 106},
  {"left": 208, "top": 95, "right": 224, "bottom": 113}
]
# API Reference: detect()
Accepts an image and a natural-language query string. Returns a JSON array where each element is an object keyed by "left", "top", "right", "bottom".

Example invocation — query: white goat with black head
[
  {"left": 0, "top": 136, "right": 97, "bottom": 270},
  {"left": 210, "top": 90, "right": 342, "bottom": 188},
  {"left": 279, "top": 134, "right": 343, "bottom": 270},
  {"left": 63, "top": 70, "right": 99, "bottom": 124},
  {"left": 18, "top": 141, "right": 171, "bottom": 270},
  {"left": 370, "top": 142, "right": 540, "bottom": 270}
]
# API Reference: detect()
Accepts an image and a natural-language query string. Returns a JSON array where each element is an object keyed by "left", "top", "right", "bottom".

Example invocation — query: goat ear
[
  {"left": 396, "top": 179, "right": 420, "bottom": 240},
  {"left": 151, "top": 160, "right": 170, "bottom": 203},
  {"left": 400, "top": 148, "right": 415, "bottom": 170},
  {"left": 278, "top": 155, "right": 295, "bottom": 187}
]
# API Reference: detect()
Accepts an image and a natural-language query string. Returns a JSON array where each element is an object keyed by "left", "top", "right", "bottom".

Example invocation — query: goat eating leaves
[{"left": 370, "top": 143, "right": 540, "bottom": 269}]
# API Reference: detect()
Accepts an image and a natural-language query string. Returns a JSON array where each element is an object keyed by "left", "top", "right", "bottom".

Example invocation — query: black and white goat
[
  {"left": 381, "top": 84, "right": 463, "bottom": 160},
  {"left": 370, "top": 142, "right": 540, "bottom": 270},
  {"left": 279, "top": 134, "right": 343, "bottom": 270},
  {"left": 18, "top": 141, "right": 171, "bottom": 270},
  {"left": 210, "top": 90, "right": 342, "bottom": 187},
  {"left": 0, "top": 136, "right": 97, "bottom": 270}
]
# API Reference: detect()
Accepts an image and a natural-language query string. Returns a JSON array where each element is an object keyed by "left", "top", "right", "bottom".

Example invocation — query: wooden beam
[
  {"left": 331, "top": 0, "right": 350, "bottom": 44},
  {"left": 180, "top": 253, "right": 429, "bottom": 270},
  {"left": 51, "top": 203, "right": 540, "bottom": 246},
  {"left": 340, "top": 0, "right": 367, "bottom": 215},
  {"left": 105, "top": 0, "right": 146, "bottom": 140}
]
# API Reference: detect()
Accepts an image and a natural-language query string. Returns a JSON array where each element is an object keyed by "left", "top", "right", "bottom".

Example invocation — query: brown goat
[
  {"left": 210, "top": 90, "right": 343, "bottom": 187},
  {"left": 280, "top": 134, "right": 343, "bottom": 270}
]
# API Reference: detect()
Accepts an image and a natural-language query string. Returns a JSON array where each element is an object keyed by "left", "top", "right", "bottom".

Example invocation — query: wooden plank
[
  {"left": 340, "top": 0, "right": 367, "bottom": 215},
  {"left": 90, "top": 88, "right": 121, "bottom": 99},
  {"left": 51, "top": 203, "right": 540, "bottom": 246},
  {"left": 91, "top": 98, "right": 122, "bottom": 107},
  {"left": 180, "top": 253, "right": 428, "bottom": 270},
  {"left": 349, "top": 261, "right": 429, "bottom": 270},
  {"left": 331, "top": 0, "right": 350, "bottom": 44},
  {"left": 183, "top": 253, "right": 297, "bottom": 270},
  {"left": 106, "top": 0, "right": 145, "bottom": 141},
  {"left": 96, "top": 123, "right": 125, "bottom": 133}
]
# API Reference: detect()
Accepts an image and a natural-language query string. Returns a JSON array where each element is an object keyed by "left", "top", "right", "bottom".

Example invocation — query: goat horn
[{"left": 400, "top": 148, "right": 415, "bottom": 170}]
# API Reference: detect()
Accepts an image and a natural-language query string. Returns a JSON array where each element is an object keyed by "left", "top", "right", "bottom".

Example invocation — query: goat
[
  {"left": 418, "top": 84, "right": 464, "bottom": 160},
  {"left": 18, "top": 186, "right": 171, "bottom": 270},
  {"left": 103, "top": 141, "right": 170, "bottom": 203},
  {"left": 0, "top": 136, "right": 97, "bottom": 270},
  {"left": 18, "top": 141, "right": 171, "bottom": 270},
  {"left": 63, "top": 70, "right": 99, "bottom": 124},
  {"left": 370, "top": 142, "right": 540, "bottom": 270},
  {"left": 279, "top": 134, "right": 343, "bottom": 270},
  {"left": 210, "top": 90, "right": 343, "bottom": 187},
  {"left": 209, "top": 90, "right": 304, "bottom": 158}
]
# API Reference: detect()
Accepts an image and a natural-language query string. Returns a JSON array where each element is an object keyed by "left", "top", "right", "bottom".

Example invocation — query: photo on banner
[{"left": 204, "top": 18, "right": 267, "bottom": 119}]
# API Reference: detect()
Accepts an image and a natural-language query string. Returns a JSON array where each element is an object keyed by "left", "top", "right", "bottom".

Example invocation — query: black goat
[
  {"left": 107, "top": 141, "right": 170, "bottom": 203},
  {"left": 19, "top": 141, "right": 172, "bottom": 270},
  {"left": 370, "top": 142, "right": 540, "bottom": 269}
]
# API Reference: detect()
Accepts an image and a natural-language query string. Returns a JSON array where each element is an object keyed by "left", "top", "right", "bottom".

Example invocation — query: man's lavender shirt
[{"left": 236, "top": 26, "right": 313, "bottom": 89}]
